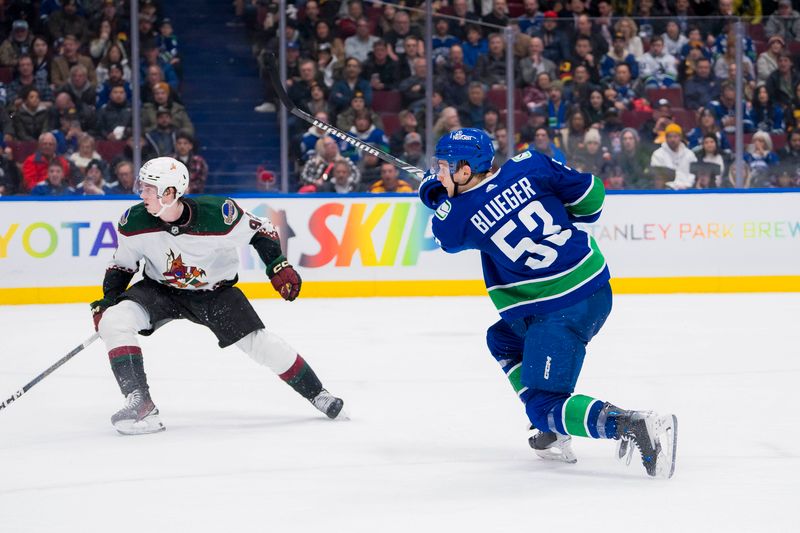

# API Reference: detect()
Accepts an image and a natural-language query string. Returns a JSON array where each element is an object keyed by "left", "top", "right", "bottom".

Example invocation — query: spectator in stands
[
  {"left": 687, "top": 107, "right": 731, "bottom": 152},
  {"left": 76, "top": 159, "right": 113, "bottom": 195},
  {"left": 600, "top": 31, "right": 639, "bottom": 83},
  {"left": 61, "top": 64, "right": 97, "bottom": 114},
  {"left": 561, "top": 107, "right": 590, "bottom": 158},
  {"left": 173, "top": 131, "right": 207, "bottom": 194},
  {"left": 306, "top": 81, "right": 331, "bottom": 117},
  {"left": 288, "top": 58, "right": 322, "bottom": 106},
  {"left": 357, "top": 152, "right": 382, "bottom": 186},
  {"left": 384, "top": 10, "right": 420, "bottom": 58},
  {"left": 329, "top": 57, "right": 371, "bottom": 114},
  {"left": 584, "top": 88, "right": 609, "bottom": 129},
  {"left": 30, "top": 160, "right": 75, "bottom": 196},
  {"left": 157, "top": 18, "right": 180, "bottom": 76},
  {"left": 448, "top": 0, "right": 479, "bottom": 41},
  {"left": 141, "top": 45, "right": 178, "bottom": 94},
  {"left": 522, "top": 70, "right": 551, "bottom": 112},
  {"left": 0, "top": 145, "right": 22, "bottom": 195},
  {"left": 757, "top": 35, "right": 784, "bottom": 84},
  {"left": 96, "top": 84, "right": 132, "bottom": 140},
  {"left": 69, "top": 133, "right": 102, "bottom": 174},
  {"left": 91, "top": 19, "right": 115, "bottom": 62},
  {"left": 662, "top": 21, "right": 688, "bottom": 58},
  {"left": 482, "top": 0, "right": 509, "bottom": 28},
  {"left": 7, "top": 55, "right": 53, "bottom": 112},
  {"left": 437, "top": 42, "right": 469, "bottom": 80},
  {"left": 770, "top": 164, "right": 799, "bottom": 188},
  {"left": 301, "top": 135, "right": 360, "bottom": 191},
  {"left": 575, "top": 14, "right": 609, "bottom": 60},
  {"left": 51, "top": 106, "right": 85, "bottom": 155},
  {"left": 311, "top": 20, "right": 345, "bottom": 64},
  {"left": 400, "top": 131, "right": 425, "bottom": 168},
  {"left": 492, "top": 126, "right": 509, "bottom": 167},
  {"left": 368, "top": 162, "right": 414, "bottom": 193},
  {"left": 714, "top": 40, "right": 755, "bottom": 82},
  {"left": 13, "top": 87, "right": 52, "bottom": 141},
  {"left": 527, "top": 124, "right": 562, "bottom": 160},
  {"left": 766, "top": 0, "right": 800, "bottom": 43},
  {"left": 336, "top": 0, "right": 363, "bottom": 40},
  {"left": 142, "top": 82, "right": 194, "bottom": 136},
  {"left": 442, "top": 64, "right": 470, "bottom": 108},
  {"left": 96, "top": 43, "right": 131, "bottom": 85},
  {"left": 615, "top": 17, "right": 643, "bottom": 58},
  {"left": 0, "top": 20, "right": 32, "bottom": 67},
  {"left": 96, "top": 63, "right": 131, "bottom": 108},
  {"left": 344, "top": 110, "right": 388, "bottom": 162},
  {"left": 397, "top": 57, "right": 428, "bottom": 112},
  {"left": 710, "top": 81, "right": 754, "bottom": 134},
  {"left": 533, "top": 11, "right": 570, "bottom": 65},
  {"left": 461, "top": 24, "right": 488, "bottom": 70},
  {"left": 22, "top": 132, "right": 71, "bottom": 192},
  {"left": 544, "top": 80, "right": 569, "bottom": 131},
  {"left": 51, "top": 34, "right": 96, "bottom": 88},
  {"left": 650, "top": 123, "right": 697, "bottom": 189},
  {"left": 431, "top": 17, "right": 460, "bottom": 67},
  {"left": 375, "top": 3, "right": 397, "bottom": 36},
  {"left": 91, "top": 0, "right": 129, "bottom": 38},
  {"left": 744, "top": 131, "right": 780, "bottom": 186},
  {"left": 482, "top": 107, "right": 500, "bottom": 138},
  {"left": 576, "top": 128, "right": 611, "bottom": 177},
  {"left": 693, "top": 134, "right": 726, "bottom": 186},
  {"left": 336, "top": 90, "right": 382, "bottom": 132},
  {"left": 519, "top": 36, "right": 557, "bottom": 86},
  {"left": 108, "top": 160, "right": 135, "bottom": 194},
  {"left": 777, "top": 129, "right": 800, "bottom": 165},
  {"left": 31, "top": 36, "right": 51, "bottom": 86},
  {"left": 750, "top": 84, "right": 786, "bottom": 133},
  {"left": 301, "top": 111, "right": 330, "bottom": 161},
  {"left": 390, "top": 110, "right": 421, "bottom": 156},
  {"left": 396, "top": 35, "right": 424, "bottom": 81},
  {"left": 138, "top": 13, "right": 158, "bottom": 50},
  {"left": 473, "top": 33, "right": 507, "bottom": 89},
  {"left": 298, "top": 0, "right": 322, "bottom": 41},
  {"left": 143, "top": 107, "right": 177, "bottom": 158},
  {"left": 457, "top": 81, "right": 488, "bottom": 128},
  {"left": 344, "top": 16, "right": 379, "bottom": 63},
  {"left": 684, "top": 57, "right": 719, "bottom": 110},
  {"left": 615, "top": 128, "right": 649, "bottom": 189},
  {"left": 46, "top": 0, "right": 89, "bottom": 44},
  {"left": 432, "top": 106, "right": 462, "bottom": 138},
  {"left": 517, "top": 0, "right": 543, "bottom": 36},
  {"left": 565, "top": 65, "right": 598, "bottom": 107},
  {"left": 567, "top": 36, "right": 601, "bottom": 84},
  {"left": 766, "top": 51, "right": 800, "bottom": 108},
  {"left": 362, "top": 40, "right": 400, "bottom": 92},
  {"left": 639, "top": 36, "right": 677, "bottom": 89},
  {"left": 317, "top": 160, "right": 361, "bottom": 193}
]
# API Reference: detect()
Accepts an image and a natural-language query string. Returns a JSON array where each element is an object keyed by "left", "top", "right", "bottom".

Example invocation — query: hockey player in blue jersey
[{"left": 419, "top": 128, "right": 678, "bottom": 478}]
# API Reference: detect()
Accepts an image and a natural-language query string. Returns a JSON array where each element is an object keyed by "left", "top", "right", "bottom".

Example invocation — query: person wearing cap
[
  {"left": 142, "top": 82, "right": 194, "bottom": 136},
  {"left": 600, "top": 31, "right": 639, "bottom": 82},
  {"left": 650, "top": 123, "right": 697, "bottom": 189},
  {"left": 368, "top": 161, "right": 414, "bottom": 193},
  {"left": 46, "top": 0, "right": 89, "bottom": 45},
  {"left": 401, "top": 130, "right": 425, "bottom": 168},
  {"left": 344, "top": 16, "right": 380, "bottom": 63},
  {"left": 757, "top": 35, "right": 786, "bottom": 83},
  {"left": 0, "top": 20, "right": 32, "bottom": 67},
  {"left": 335, "top": 89, "right": 382, "bottom": 132},
  {"left": 766, "top": 0, "right": 800, "bottom": 43}
]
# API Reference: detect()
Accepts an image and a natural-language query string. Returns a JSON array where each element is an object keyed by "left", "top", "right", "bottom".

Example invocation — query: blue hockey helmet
[{"left": 434, "top": 128, "right": 495, "bottom": 174}]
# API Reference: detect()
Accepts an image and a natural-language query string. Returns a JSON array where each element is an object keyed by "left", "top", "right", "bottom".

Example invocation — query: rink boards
[{"left": 0, "top": 190, "right": 798, "bottom": 304}]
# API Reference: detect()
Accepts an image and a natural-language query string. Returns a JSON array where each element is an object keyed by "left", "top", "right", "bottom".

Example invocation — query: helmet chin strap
[
  {"left": 154, "top": 196, "right": 179, "bottom": 218},
  {"left": 452, "top": 170, "right": 478, "bottom": 196}
]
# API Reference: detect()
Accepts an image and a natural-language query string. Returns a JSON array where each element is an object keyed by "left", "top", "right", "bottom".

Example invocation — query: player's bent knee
[
  {"left": 98, "top": 300, "right": 151, "bottom": 339},
  {"left": 486, "top": 319, "right": 521, "bottom": 357},
  {"left": 235, "top": 328, "right": 296, "bottom": 374}
]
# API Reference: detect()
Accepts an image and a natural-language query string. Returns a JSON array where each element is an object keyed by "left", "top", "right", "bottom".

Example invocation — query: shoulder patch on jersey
[
  {"left": 435, "top": 200, "right": 451, "bottom": 221},
  {"left": 117, "top": 203, "right": 160, "bottom": 236},
  {"left": 221, "top": 199, "right": 238, "bottom": 225},
  {"left": 511, "top": 151, "right": 532, "bottom": 163},
  {"left": 119, "top": 208, "right": 130, "bottom": 226}
]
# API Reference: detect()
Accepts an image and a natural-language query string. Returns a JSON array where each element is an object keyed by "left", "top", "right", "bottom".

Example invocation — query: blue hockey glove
[{"left": 419, "top": 171, "right": 448, "bottom": 210}]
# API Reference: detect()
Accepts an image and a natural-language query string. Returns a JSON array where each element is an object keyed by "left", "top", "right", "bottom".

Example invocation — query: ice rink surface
[{"left": 0, "top": 293, "right": 797, "bottom": 532}]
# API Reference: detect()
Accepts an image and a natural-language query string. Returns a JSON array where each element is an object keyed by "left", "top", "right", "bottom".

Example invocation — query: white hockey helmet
[{"left": 138, "top": 157, "right": 189, "bottom": 199}]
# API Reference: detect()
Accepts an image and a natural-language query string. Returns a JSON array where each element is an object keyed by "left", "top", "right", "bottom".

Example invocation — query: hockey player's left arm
[
  {"left": 541, "top": 154, "right": 605, "bottom": 224},
  {"left": 247, "top": 216, "right": 302, "bottom": 302}
]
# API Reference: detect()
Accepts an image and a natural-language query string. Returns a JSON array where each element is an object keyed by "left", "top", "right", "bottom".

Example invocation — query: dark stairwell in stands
[{"left": 164, "top": 0, "right": 278, "bottom": 193}]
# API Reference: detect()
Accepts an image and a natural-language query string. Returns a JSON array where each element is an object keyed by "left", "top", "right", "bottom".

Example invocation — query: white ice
[{"left": 0, "top": 294, "right": 798, "bottom": 532}]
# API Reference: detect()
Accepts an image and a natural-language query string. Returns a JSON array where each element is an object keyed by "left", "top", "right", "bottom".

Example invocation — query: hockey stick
[
  {"left": 265, "top": 53, "right": 425, "bottom": 180},
  {"left": 0, "top": 332, "right": 100, "bottom": 412}
]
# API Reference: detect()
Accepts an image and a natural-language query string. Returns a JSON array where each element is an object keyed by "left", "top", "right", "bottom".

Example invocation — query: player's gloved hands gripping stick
[
  {"left": 267, "top": 256, "right": 302, "bottom": 301},
  {"left": 419, "top": 170, "right": 448, "bottom": 209},
  {"left": 90, "top": 297, "right": 114, "bottom": 331}
]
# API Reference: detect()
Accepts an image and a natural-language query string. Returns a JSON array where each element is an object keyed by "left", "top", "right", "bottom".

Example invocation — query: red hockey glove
[
  {"left": 268, "top": 257, "right": 302, "bottom": 301},
  {"left": 90, "top": 297, "right": 114, "bottom": 331}
]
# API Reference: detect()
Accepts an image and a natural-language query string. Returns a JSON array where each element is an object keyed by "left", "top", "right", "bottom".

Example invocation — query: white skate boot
[
  {"left": 111, "top": 389, "right": 166, "bottom": 435},
  {"left": 310, "top": 389, "right": 347, "bottom": 420},
  {"left": 528, "top": 427, "right": 577, "bottom": 464},
  {"left": 615, "top": 410, "right": 678, "bottom": 479}
]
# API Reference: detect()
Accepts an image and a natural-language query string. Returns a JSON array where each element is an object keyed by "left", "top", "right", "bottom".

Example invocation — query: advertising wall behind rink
[{"left": 1, "top": 191, "right": 798, "bottom": 305}]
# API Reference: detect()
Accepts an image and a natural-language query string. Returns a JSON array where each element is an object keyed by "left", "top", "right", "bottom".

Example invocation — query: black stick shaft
[
  {"left": 0, "top": 332, "right": 100, "bottom": 411},
  {"left": 265, "top": 53, "right": 426, "bottom": 181}
]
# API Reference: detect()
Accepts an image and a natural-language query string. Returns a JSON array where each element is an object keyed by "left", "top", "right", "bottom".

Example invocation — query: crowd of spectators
[
  {"left": 246, "top": 0, "right": 800, "bottom": 192},
  {"left": 0, "top": 0, "right": 207, "bottom": 197}
]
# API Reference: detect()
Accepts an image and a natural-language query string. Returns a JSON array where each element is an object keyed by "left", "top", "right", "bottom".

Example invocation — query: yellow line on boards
[{"left": 0, "top": 277, "right": 799, "bottom": 305}]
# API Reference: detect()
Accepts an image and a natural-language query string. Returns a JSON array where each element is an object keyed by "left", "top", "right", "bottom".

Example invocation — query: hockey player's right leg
[
  {"left": 98, "top": 300, "right": 165, "bottom": 435},
  {"left": 235, "top": 329, "right": 346, "bottom": 420}
]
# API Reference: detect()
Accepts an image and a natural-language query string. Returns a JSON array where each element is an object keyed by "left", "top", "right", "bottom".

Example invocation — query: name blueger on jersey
[{"left": 470, "top": 177, "right": 536, "bottom": 234}]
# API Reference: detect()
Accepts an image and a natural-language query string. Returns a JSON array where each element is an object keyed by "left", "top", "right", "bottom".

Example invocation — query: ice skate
[
  {"left": 528, "top": 427, "right": 577, "bottom": 464},
  {"left": 310, "top": 389, "right": 347, "bottom": 420},
  {"left": 111, "top": 389, "right": 165, "bottom": 435},
  {"left": 615, "top": 410, "right": 677, "bottom": 479}
]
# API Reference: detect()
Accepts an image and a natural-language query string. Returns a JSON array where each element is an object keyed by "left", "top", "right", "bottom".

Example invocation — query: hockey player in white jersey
[{"left": 91, "top": 157, "right": 345, "bottom": 435}]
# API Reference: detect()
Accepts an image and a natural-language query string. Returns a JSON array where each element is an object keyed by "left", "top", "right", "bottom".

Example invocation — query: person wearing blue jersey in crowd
[{"left": 418, "top": 127, "right": 678, "bottom": 479}]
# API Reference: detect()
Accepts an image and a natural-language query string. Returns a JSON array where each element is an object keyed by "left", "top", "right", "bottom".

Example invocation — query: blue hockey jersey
[{"left": 428, "top": 150, "right": 610, "bottom": 321}]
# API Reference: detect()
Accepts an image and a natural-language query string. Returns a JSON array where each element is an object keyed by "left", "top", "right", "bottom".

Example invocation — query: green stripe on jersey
[
  {"left": 566, "top": 176, "right": 605, "bottom": 217},
  {"left": 563, "top": 394, "right": 597, "bottom": 438},
  {"left": 506, "top": 363, "right": 525, "bottom": 395},
  {"left": 487, "top": 236, "right": 606, "bottom": 312}
]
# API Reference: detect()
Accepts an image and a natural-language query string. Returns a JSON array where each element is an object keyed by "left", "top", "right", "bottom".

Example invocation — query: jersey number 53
[{"left": 490, "top": 201, "right": 571, "bottom": 270}]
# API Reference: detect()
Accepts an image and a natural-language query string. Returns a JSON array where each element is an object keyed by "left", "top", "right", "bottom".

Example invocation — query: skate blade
[
  {"left": 329, "top": 404, "right": 350, "bottom": 421},
  {"left": 653, "top": 414, "right": 678, "bottom": 479},
  {"left": 616, "top": 438, "right": 634, "bottom": 466},
  {"left": 532, "top": 436, "right": 578, "bottom": 464},
  {"left": 114, "top": 415, "right": 166, "bottom": 436}
]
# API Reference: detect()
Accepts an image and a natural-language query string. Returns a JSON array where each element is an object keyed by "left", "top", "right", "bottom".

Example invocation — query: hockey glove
[
  {"left": 267, "top": 256, "right": 302, "bottom": 301},
  {"left": 90, "top": 297, "right": 114, "bottom": 331},
  {"left": 419, "top": 171, "right": 448, "bottom": 210}
]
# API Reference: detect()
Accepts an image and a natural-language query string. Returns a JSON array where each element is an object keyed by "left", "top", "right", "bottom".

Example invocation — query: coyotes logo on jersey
[{"left": 162, "top": 249, "right": 208, "bottom": 288}]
